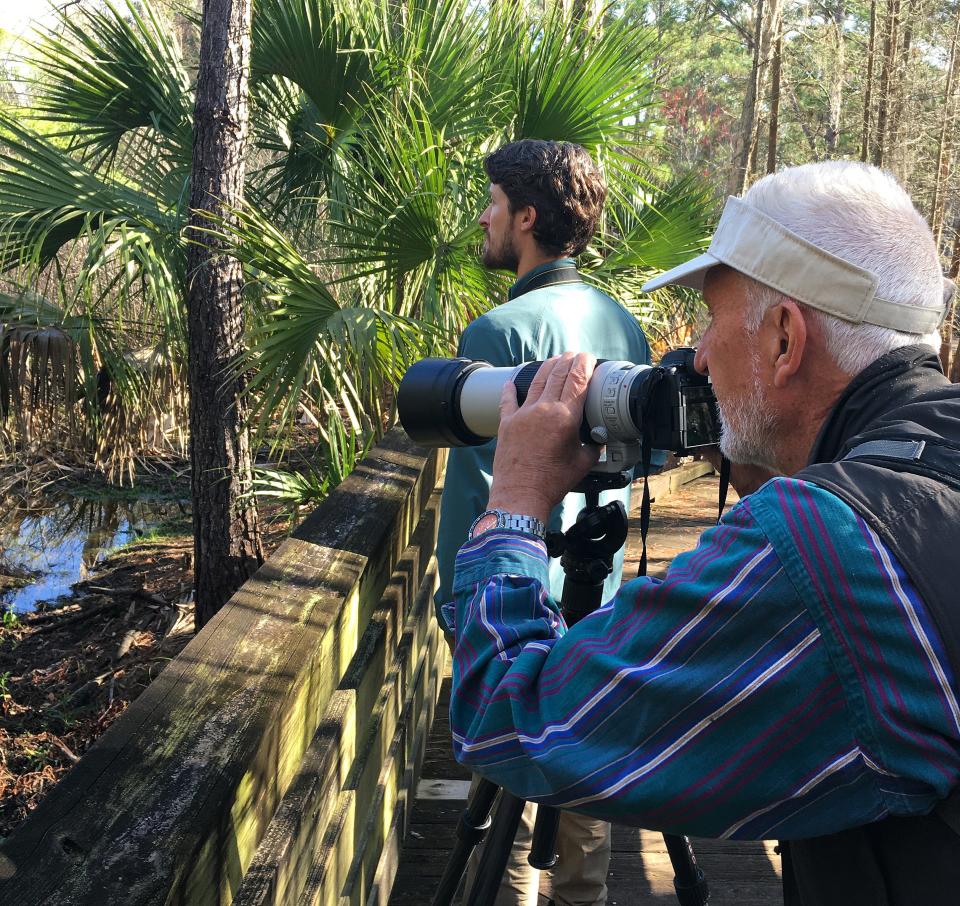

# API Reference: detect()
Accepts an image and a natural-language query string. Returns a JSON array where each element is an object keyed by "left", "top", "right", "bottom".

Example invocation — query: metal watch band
[{"left": 468, "top": 508, "right": 546, "bottom": 540}]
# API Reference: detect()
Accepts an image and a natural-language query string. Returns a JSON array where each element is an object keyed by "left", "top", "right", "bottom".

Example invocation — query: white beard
[{"left": 717, "top": 357, "right": 779, "bottom": 470}]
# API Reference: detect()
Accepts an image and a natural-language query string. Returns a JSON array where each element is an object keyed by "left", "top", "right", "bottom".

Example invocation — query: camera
[{"left": 397, "top": 347, "right": 719, "bottom": 472}]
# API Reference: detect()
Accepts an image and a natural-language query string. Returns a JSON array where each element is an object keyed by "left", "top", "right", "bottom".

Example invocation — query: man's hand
[{"left": 486, "top": 352, "right": 601, "bottom": 522}]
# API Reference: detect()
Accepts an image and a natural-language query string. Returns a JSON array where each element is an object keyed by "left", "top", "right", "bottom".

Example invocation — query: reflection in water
[{"left": 0, "top": 496, "right": 189, "bottom": 613}]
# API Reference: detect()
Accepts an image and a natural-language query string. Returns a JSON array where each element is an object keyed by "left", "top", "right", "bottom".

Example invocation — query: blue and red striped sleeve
[{"left": 449, "top": 478, "right": 960, "bottom": 840}]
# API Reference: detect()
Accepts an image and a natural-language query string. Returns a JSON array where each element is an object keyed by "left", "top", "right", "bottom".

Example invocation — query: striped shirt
[{"left": 449, "top": 477, "right": 960, "bottom": 840}]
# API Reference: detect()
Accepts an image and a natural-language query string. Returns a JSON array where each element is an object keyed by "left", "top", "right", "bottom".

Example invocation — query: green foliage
[
  {"left": 254, "top": 412, "right": 375, "bottom": 507},
  {"left": 0, "top": 0, "right": 716, "bottom": 491}
]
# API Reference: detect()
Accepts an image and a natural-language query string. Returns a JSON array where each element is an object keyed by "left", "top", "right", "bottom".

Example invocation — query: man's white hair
[{"left": 740, "top": 161, "right": 944, "bottom": 375}]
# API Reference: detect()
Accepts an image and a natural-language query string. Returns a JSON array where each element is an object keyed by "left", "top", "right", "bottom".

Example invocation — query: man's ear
[
  {"left": 769, "top": 299, "right": 807, "bottom": 389},
  {"left": 515, "top": 204, "right": 537, "bottom": 234}
]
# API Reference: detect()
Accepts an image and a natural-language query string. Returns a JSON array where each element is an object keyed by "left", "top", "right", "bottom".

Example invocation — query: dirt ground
[{"left": 0, "top": 510, "right": 291, "bottom": 839}]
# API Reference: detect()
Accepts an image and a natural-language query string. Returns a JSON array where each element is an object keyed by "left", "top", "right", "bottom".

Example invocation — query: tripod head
[{"left": 545, "top": 469, "right": 632, "bottom": 626}]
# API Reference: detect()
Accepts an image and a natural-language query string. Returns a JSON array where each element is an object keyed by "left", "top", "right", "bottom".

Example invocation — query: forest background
[{"left": 2, "top": 0, "right": 960, "bottom": 583}]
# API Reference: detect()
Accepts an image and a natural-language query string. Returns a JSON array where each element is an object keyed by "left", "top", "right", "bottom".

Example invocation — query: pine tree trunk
[
  {"left": 728, "top": 0, "right": 765, "bottom": 196},
  {"left": 886, "top": 0, "right": 914, "bottom": 168},
  {"left": 729, "top": 0, "right": 783, "bottom": 194},
  {"left": 861, "top": 0, "right": 877, "bottom": 161},
  {"left": 186, "top": 0, "right": 263, "bottom": 628},
  {"left": 948, "top": 216, "right": 960, "bottom": 381},
  {"left": 767, "top": 33, "right": 782, "bottom": 173},
  {"left": 860, "top": 0, "right": 877, "bottom": 163},
  {"left": 873, "top": 0, "right": 901, "bottom": 168},
  {"left": 825, "top": 0, "right": 845, "bottom": 155},
  {"left": 931, "top": 11, "right": 960, "bottom": 248}
]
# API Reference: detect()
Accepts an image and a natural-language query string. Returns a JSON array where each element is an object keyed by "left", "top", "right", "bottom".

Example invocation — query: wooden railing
[{"left": 0, "top": 428, "right": 447, "bottom": 906}]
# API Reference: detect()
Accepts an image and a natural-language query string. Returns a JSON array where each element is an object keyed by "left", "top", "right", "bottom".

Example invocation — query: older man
[{"left": 447, "top": 161, "right": 960, "bottom": 906}]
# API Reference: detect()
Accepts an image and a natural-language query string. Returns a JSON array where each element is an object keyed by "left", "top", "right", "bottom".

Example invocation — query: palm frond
[
  {"left": 23, "top": 0, "right": 193, "bottom": 167},
  {"left": 0, "top": 112, "right": 177, "bottom": 273},
  {"left": 597, "top": 175, "right": 717, "bottom": 276},
  {"left": 250, "top": 0, "right": 377, "bottom": 206},
  {"left": 194, "top": 204, "right": 431, "bottom": 434},
  {"left": 501, "top": 4, "right": 658, "bottom": 154},
  {"left": 323, "top": 99, "right": 502, "bottom": 333}
]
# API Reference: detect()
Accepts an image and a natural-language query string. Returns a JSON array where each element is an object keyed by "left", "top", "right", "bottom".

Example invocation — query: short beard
[
  {"left": 482, "top": 233, "right": 519, "bottom": 272},
  {"left": 717, "top": 357, "right": 780, "bottom": 470}
]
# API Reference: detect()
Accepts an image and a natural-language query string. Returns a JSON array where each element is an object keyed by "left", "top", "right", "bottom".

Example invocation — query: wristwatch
[{"left": 468, "top": 508, "right": 547, "bottom": 540}]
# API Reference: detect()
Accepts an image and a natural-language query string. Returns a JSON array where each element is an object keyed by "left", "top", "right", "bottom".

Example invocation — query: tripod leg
[
  {"left": 528, "top": 805, "right": 560, "bottom": 869},
  {"left": 465, "top": 792, "right": 527, "bottom": 906},
  {"left": 663, "top": 833, "right": 710, "bottom": 905},
  {"left": 431, "top": 779, "right": 500, "bottom": 906}
]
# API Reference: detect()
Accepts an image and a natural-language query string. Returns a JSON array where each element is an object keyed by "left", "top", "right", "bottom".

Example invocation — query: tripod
[{"left": 433, "top": 472, "right": 710, "bottom": 906}]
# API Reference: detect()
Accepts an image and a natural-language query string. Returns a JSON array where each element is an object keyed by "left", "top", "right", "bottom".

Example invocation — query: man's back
[{"left": 435, "top": 268, "right": 653, "bottom": 617}]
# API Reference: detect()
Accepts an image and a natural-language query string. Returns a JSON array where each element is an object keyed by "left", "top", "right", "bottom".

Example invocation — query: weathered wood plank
[
  {"left": 339, "top": 624, "right": 444, "bottom": 906},
  {"left": 361, "top": 649, "right": 443, "bottom": 906},
  {"left": 291, "top": 583, "right": 444, "bottom": 906},
  {"left": 232, "top": 515, "right": 442, "bottom": 906},
  {"left": 0, "top": 430, "right": 445, "bottom": 906},
  {"left": 316, "top": 597, "right": 441, "bottom": 906}
]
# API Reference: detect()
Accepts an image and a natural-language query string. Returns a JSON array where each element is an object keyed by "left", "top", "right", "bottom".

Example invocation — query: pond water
[{"left": 0, "top": 495, "right": 190, "bottom": 613}]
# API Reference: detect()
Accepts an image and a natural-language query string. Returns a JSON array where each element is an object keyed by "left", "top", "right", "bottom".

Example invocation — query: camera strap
[
  {"left": 717, "top": 456, "right": 731, "bottom": 523},
  {"left": 636, "top": 367, "right": 667, "bottom": 578},
  {"left": 510, "top": 262, "right": 582, "bottom": 299}
]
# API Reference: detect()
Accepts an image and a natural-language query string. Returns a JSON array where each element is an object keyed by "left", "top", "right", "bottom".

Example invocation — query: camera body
[{"left": 397, "top": 347, "right": 719, "bottom": 473}]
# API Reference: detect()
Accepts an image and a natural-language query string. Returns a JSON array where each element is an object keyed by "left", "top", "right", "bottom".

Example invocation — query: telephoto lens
[
  {"left": 397, "top": 358, "right": 552, "bottom": 447},
  {"left": 396, "top": 350, "right": 718, "bottom": 461}
]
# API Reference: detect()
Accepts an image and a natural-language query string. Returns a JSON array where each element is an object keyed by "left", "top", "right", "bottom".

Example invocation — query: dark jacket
[{"left": 784, "top": 345, "right": 960, "bottom": 906}]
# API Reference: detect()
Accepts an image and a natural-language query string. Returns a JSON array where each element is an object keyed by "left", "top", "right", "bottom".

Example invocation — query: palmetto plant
[{"left": 0, "top": 0, "right": 715, "bottom": 496}]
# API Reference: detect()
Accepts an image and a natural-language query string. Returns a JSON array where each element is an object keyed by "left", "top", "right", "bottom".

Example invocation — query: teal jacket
[{"left": 434, "top": 258, "right": 655, "bottom": 626}]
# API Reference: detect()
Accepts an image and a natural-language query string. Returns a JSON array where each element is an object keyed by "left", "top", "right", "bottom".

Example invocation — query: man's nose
[{"left": 693, "top": 344, "right": 708, "bottom": 376}]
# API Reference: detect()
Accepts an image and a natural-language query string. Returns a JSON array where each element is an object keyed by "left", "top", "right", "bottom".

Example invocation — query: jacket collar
[
  {"left": 508, "top": 258, "right": 580, "bottom": 300},
  {"left": 807, "top": 344, "right": 946, "bottom": 464}
]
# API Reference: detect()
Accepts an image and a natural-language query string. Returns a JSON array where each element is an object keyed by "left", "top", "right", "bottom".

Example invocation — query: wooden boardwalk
[{"left": 388, "top": 474, "right": 786, "bottom": 906}]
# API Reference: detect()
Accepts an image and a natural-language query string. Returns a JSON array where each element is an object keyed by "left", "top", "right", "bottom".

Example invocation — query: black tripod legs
[
  {"left": 664, "top": 833, "right": 710, "bottom": 906},
  {"left": 464, "top": 791, "right": 527, "bottom": 906},
  {"left": 431, "top": 779, "right": 500, "bottom": 906},
  {"left": 528, "top": 805, "right": 561, "bottom": 869}
]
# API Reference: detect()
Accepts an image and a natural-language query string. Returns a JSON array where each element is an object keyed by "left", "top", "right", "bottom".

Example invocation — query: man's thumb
[{"left": 500, "top": 380, "right": 519, "bottom": 417}]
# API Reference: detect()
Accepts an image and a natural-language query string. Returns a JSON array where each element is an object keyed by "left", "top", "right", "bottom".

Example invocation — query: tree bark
[
  {"left": 728, "top": 0, "right": 783, "bottom": 194},
  {"left": 948, "top": 215, "right": 960, "bottom": 381},
  {"left": 861, "top": 0, "right": 877, "bottom": 161},
  {"left": 886, "top": 0, "right": 914, "bottom": 168},
  {"left": 872, "top": 0, "right": 901, "bottom": 168},
  {"left": 824, "top": 0, "right": 845, "bottom": 156},
  {"left": 186, "top": 0, "right": 263, "bottom": 628},
  {"left": 930, "top": 10, "right": 960, "bottom": 249},
  {"left": 767, "top": 32, "right": 782, "bottom": 173},
  {"left": 728, "top": 0, "right": 765, "bottom": 195}
]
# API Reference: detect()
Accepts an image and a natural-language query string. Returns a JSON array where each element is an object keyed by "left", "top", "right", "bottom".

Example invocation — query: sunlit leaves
[
  {"left": 23, "top": 0, "right": 192, "bottom": 168},
  {"left": 0, "top": 0, "right": 717, "bottom": 481}
]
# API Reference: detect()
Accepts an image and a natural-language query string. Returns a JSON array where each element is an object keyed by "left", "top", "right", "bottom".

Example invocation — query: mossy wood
[{"left": 0, "top": 429, "right": 447, "bottom": 906}]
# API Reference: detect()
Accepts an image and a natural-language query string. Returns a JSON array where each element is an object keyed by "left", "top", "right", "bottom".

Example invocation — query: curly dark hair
[{"left": 484, "top": 140, "right": 607, "bottom": 257}]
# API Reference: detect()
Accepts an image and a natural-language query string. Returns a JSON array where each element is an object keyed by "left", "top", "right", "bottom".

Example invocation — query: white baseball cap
[{"left": 641, "top": 196, "right": 948, "bottom": 334}]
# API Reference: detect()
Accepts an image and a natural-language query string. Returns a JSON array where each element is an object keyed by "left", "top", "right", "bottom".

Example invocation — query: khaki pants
[{"left": 461, "top": 776, "right": 611, "bottom": 906}]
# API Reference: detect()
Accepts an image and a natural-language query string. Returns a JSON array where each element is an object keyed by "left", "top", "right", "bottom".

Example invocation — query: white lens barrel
[
  {"left": 583, "top": 361, "right": 651, "bottom": 441},
  {"left": 458, "top": 364, "right": 522, "bottom": 439}
]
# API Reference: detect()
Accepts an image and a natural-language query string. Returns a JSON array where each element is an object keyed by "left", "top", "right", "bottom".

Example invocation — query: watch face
[{"left": 470, "top": 513, "right": 499, "bottom": 538}]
